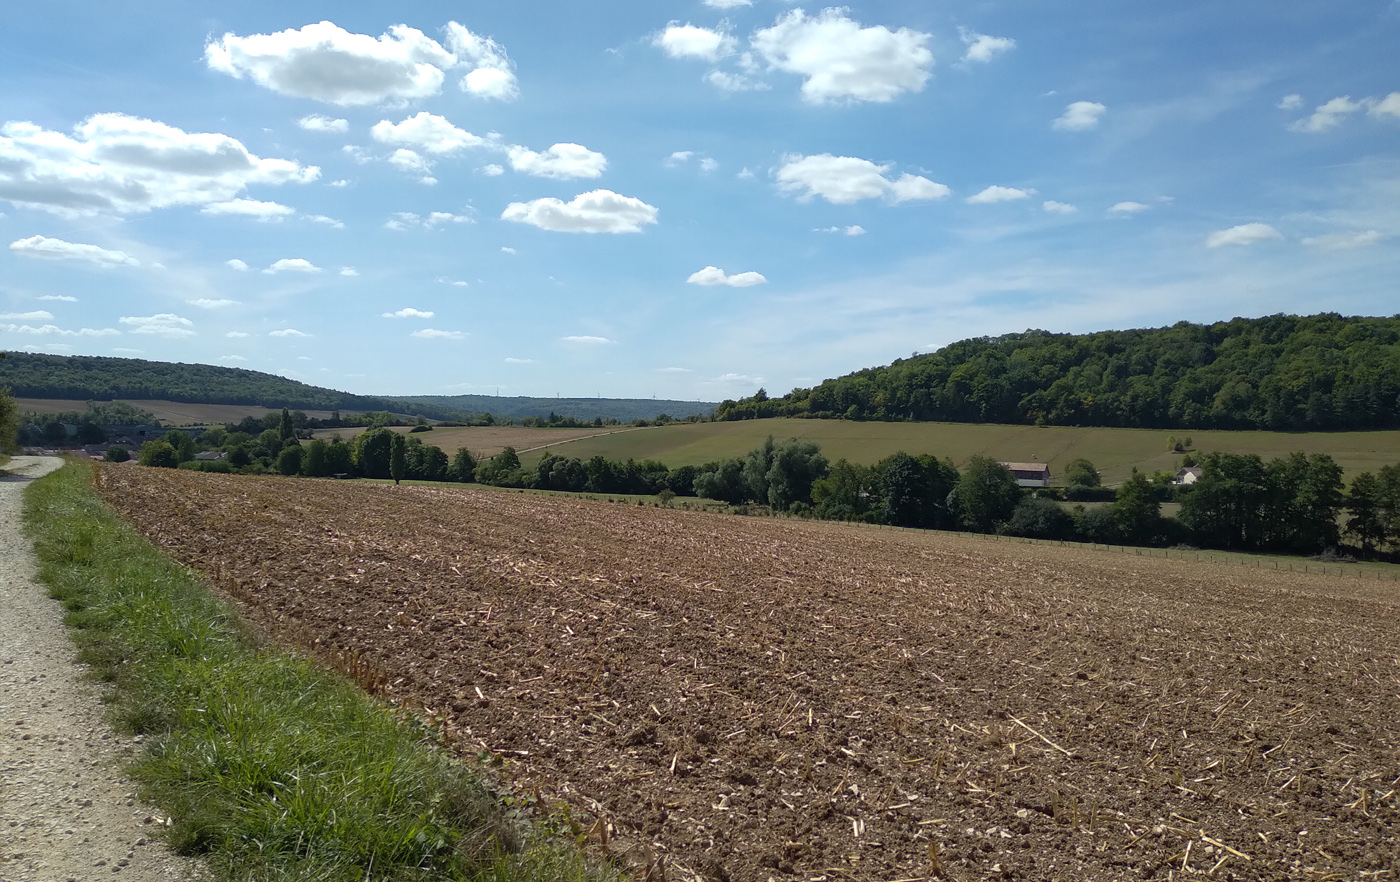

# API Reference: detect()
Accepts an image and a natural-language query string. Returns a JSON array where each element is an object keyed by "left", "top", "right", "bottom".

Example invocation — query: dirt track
[{"left": 97, "top": 466, "right": 1400, "bottom": 882}]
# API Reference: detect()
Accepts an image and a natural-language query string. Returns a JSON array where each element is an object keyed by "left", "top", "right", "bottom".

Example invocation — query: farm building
[
  {"left": 1174, "top": 466, "right": 1203, "bottom": 485},
  {"left": 999, "top": 462, "right": 1050, "bottom": 487}
]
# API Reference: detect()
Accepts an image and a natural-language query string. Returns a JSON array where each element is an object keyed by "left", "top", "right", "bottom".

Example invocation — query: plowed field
[{"left": 95, "top": 466, "right": 1400, "bottom": 882}]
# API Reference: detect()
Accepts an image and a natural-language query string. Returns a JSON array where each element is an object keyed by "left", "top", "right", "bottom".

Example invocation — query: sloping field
[
  {"left": 524, "top": 418, "right": 1400, "bottom": 484},
  {"left": 311, "top": 425, "right": 646, "bottom": 459},
  {"left": 14, "top": 398, "right": 350, "bottom": 425},
  {"left": 97, "top": 467, "right": 1399, "bottom": 882}
]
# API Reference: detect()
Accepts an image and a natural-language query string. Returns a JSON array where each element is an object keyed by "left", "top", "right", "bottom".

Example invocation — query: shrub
[{"left": 104, "top": 445, "right": 131, "bottom": 463}]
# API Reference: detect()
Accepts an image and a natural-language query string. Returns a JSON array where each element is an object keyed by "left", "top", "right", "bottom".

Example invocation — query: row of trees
[{"left": 715, "top": 314, "right": 1400, "bottom": 430}]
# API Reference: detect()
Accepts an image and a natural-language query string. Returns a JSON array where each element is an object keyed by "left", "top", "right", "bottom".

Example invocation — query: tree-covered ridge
[{"left": 716, "top": 314, "right": 1400, "bottom": 430}]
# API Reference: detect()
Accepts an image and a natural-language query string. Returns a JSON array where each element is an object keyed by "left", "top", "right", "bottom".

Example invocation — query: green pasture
[{"left": 513, "top": 418, "right": 1400, "bottom": 485}]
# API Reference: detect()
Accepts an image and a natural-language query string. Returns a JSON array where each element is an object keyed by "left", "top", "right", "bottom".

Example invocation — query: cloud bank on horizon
[{"left": 0, "top": 2, "right": 1396, "bottom": 400}]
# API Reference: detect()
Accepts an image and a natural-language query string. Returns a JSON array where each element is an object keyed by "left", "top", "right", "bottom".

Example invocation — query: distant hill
[
  {"left": 715, "top": 313, "right": 1400, "bottom": 431},
  {"left": 0, "top": 354, "right": 715, "bottom": 423}
]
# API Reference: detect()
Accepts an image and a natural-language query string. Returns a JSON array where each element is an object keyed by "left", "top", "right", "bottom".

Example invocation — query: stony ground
[
  {"left": 97, "top": 466, "right": 1400, "bottom": 882},
  {"left": 0, "top": 457, "right": 206, "bottom": 882}
]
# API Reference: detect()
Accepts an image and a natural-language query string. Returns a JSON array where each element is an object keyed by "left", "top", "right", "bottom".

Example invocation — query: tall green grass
[{"left": 24, "top": 461, "right": 620, "bottom": 882}]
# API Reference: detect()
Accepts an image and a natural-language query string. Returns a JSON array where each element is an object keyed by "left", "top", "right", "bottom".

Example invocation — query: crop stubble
[{"left": 95, "top": 466, "right": 1399, "bottom": 882}]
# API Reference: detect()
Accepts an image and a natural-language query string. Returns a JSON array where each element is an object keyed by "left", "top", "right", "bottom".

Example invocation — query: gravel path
[{"left": 0, "top": 457, "right": 206, "bottom": 882}]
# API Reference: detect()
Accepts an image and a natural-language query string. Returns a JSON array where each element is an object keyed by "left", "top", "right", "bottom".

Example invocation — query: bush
[
  {"left": 138, "top": 440, "right": 179, "bottom": 469},
  {"left": 1007, "top": 496, "right": 1075, "bottom": 540},
  {"left": 104, "top": 445, "right": 131, "bottom": 463}
]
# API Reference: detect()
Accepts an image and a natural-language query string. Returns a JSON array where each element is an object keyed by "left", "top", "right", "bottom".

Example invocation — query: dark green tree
[
  {"left": 1345, "top": 472, "right": 1388, "bottom": 552},
  {"left": 389, "top": 433, "right": 407, "bottom": 485},
  {"left": 1063, "top": 458, "right": 1100, "bottom": 488},
  {"left": 138, "top": 440, "right": 179, "bottom": 468},
  {"left": 355, "top": 428, "right": 395, "bottom": 478},
  {"left": 694, "top": 459, "right": 747, "bottom": 504},
  {"left": 103, "top": 445, "right": 131, "bottom": 463},
  {"left": 811, "top": 459, "right": 878, "bottom": 521},
  {"left": 278, "top": 407, "right": 294, "bottom": 442},
  {"left": 302, "top": 439, "right": 330, "bottom": 477},
  {"left": 1179, "top": 452, "right": 1270, "bottom": 549},
  {"left": 449, "top": 447, "right": 477, "bottom": 483},
  {"left": 766, "top": 439, "right": 828, "bottom": 511},
  {"left": 1007, "top": 496, "right": 1075, "bottom": 540},
  {"left": 276, "top": 444, "right": 304, "bottom": 476},
  {"left": 1113, "top": 470, "right": 1161, "bottom": 545},
  {"left": 743, "top": 435, "right": 776, "bottom": 503},
  {"left": 163, "top": 429, "right": 195, "bottom": 463},
  {"left": 954, "top": 456, "right": 1022, "bottom": 533}
]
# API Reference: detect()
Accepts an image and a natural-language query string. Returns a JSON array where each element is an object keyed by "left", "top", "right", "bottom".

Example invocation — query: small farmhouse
[
  {"left": 1000, "top": 462, "right": 1050, "bottom": 488},
  {"left": 1174, "top": 466, "right": 1203, "bottom": 485}
]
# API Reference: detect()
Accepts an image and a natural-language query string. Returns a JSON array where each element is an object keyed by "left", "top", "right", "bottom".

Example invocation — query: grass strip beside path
[{"left": 23, "top": 461, "right": 620, "bottom": 882}]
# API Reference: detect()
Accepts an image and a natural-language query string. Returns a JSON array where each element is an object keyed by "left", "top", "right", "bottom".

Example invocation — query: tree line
[{"left": 714, "top": 313, "right": 1400, "bottom": 431}]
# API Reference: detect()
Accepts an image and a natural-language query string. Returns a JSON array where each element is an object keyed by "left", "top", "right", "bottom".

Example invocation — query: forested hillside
[
  {"left": 716, "top": 314, "right": 1400, "bottom": 430},
  {"left": 0, "top": 354, "right": 714, "bottom": 423}
]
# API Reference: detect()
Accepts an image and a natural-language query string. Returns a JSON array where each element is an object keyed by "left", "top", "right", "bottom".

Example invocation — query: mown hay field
[
  {"left": 310, "top": 424, "right": 645, "bottom": 460},
  {"left": 97, "top": 467, "right": 1400, "bottom": 882}
]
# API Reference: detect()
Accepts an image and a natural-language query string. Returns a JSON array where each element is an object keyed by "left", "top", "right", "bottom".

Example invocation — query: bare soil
[{"left": 95, "top": 467, "right": 1400, "bottom": 882}]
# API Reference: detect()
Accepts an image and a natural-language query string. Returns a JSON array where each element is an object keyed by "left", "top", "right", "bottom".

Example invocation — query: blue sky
[{"left": 1, "top": 2, "right": 1397, "bottom": 400}]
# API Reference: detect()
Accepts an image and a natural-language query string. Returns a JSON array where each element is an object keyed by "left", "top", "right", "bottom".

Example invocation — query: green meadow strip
[{"left": 23, "top": 461, "right": 620, "bottom": 882}]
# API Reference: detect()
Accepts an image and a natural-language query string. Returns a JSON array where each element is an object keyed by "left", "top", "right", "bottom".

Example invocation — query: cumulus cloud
[
  {"left": 1289, "top": 96, "right": 1364, "bottom": 133},
  {"left": 1206, "top": 223, "right": 1282, "bottom": 248},
  {"left": 0, "top": 114, "right": 317, "bottom": 217},
  {"left": 1277, "top": 94, "right": 1304, "bottom": 111},
  {"left": 383, "top": 307, "right": 434, "bottom": 318},
  {"left": 562, "top": 335, "right": 614, "bottom": 344},
  {"left": 1371, "top": 93, "right": 1400, "bottom": 119},
  {"left": 700, "top": 158, "right": 719, "bottom": 172},
  {"left": 481, "top": 164, "right": 504, "bottom": 176},
  {"left": 264, "top": 258, "right": 321, "bottom": 273},
  {"left": 959, "top": 29, "right": 1015, "bottom": 63},
  {"left": 1301, "top": 230, "right": 1384, "bottom": 249},
  {"left": 751, "top": 9, "right": 932, "bottom": 104},
  {"left": 776, "top": 154, "right": 948, "bottom": 204},
  {"left": 371, "top": 112, "right": 483, "bottom": 154},
  {"left": 120, "top": 313, "right": 195, "bottom": 338},
  {"left": 226, "top": 258, "right": 248, "bottom": 271},
  {"left": 0, "top": 323, "right": 118, "bottom": 337},
  {"left": 201, "top": 198, "right": 296, "bottom": 220},
  {"left": 9, "top": 235, "right": 140, "bottom": 267},
  {"left": 654, "top": 24, "right": 736, "bottom": 61},
  {"left": 0, "top": 311, "right": 54, "bottom": 320},
  {"left": 269, "top": 328, "right": 311, "bottom": 337},
  {"left": 705, "top": 70, "right": 771, "bottom": 92},
  {"left": 1043, "top": 201, "right": 1077, "bottom": 214},
  {"left": 817, "top": 225, "right": 866, "bottom": 235},
  {"left": 339, "top": 267, "right": 358, "bottom": 276},
  {"left": 1109, "top": 201, "right": 1149, "bottom": 214},
  {"left": 500, "top": 246, "right": 517, "bottom": 254},
  {"left": 188, "top": 299, "right": 237, "bottom": 309},
  {"left": 687, "top": 266, "right": 768, "bottom": 287},
  {"left": 205, "top": 20, "right": 517, "bottom": 106},
  {"left": 966, "top": 185, "right": 1035, "bottom": 204},
  {"left": 507, "top": 143, "right": 607, "bottom": 179},
  {"left": 298, "top": 114, "right": 349, "bottom": 133},
  {"left": 1053, "top": 101, "right": 1106, "bottom": 131},
  {"left": 384, "top": 210, "right": 472, "bottom": 230},
  {"left": 411, "top": 328, "right": 465, "bottom": 339},
  {"left": 502, "top": 190, "right": 658, "bottom": 233},
  {"left": 307, "top": 214, "right": 344, "bottom": 228}
]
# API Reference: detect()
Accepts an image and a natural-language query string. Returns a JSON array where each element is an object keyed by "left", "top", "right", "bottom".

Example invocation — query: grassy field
[
  {"left": 312, "top": 424, "right": 645, "bottom": 459},
  {"left": 508, "top": 418, "right": 1400, "bottom": 484},
  {"left": 16, "top": 397, "right": 351, "bottom": 426}
]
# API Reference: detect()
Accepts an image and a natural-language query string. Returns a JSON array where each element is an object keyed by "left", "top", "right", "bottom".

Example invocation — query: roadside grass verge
[{"left": 23, "top": 460, "right": 622, "bottom": 882}]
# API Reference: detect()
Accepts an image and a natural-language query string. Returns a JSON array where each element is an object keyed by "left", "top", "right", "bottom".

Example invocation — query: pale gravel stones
[{"left": 0, "top": 457, "right": 206, "bottom": 882}]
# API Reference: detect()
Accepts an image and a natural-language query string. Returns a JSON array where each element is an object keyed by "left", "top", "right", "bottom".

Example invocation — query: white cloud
[
  {"left": 656, "top": 366, "right": 693, "bottom": 373},
  {"left": 387, "top": 149, "right": 434, "bottom": 179},
  {"left": 188, "top": 298, "right": 237, "bottom": 309},
  {"left": 225, "top": 331, "right": 249, "bottom": 338},
  {"left": 507, "top": 143, "right": 607, "bottom": 179},
  {"left": 1053, "top": 101, "right": 1106, "bottom": 131},
  {"left": 298, "top": 114, "right": 349, "bottom": 133},
  {"left": 1301, "top": 230, "right": 1384, "bottom": 249},
  {"left": 481, "top": 164, "right": 504, "bottom": 176},
  {"left": 444, "top": 22, "right": 519, "bottom": 100},
  {"left": 817, "top": 225, "right": 866, "bottom": 235},
  {"left": 1109, "top": 201, "right": 1149, "bottom": 214},
  {"left": 1289, "top": 96, "right": 1363, "bottom": 133},
  {"left": 966, "top": 185, "right": 1035, "bottom": 204},
  {"left": 708, "top": 372, "right": 764, "bottom": 386},
  {"left": 562, "top": 335, "right": 614, "bottom": 344},
  {"left": 264, "top": 258, "right": 321, "bottom": 273},
  {"left": 502, "top": 189, "right": 658, "bottom": 233},
  {"left": 206, "top": 21, "right": 517, "bottom": 106},
  {"left": 1, "top": 323, "right": 118, "bottom": 337},
  {"left": 668, "top": 151, "right": 694, "bottom": 165},
  {"left": 654, "top": 24, "right": 736, "bottom": 61},
  {"left": 119, "top": 313, "right": 195, "bottom": 338},
  {"left": 751, "top": 9, "right": 932, "bottom": 104},
  {"left": 1368, "top": 92, "right": 1400, "bottom": 119},
  {"left": 226, "top": 258, "right": 249, "bottom": 271},
  {"left": 329, "top": 179, "right": 351, "bottom": 187},
  {"left": 775, "top": 154, "right": 948, "bottom": 204},
  {"left": 371, "top": 112, "right": 483, "bottom": 154},
  {"left": 383, "top": 307, "right": 434, "bottom": 318},
  {"left": 308, "top": 214, "right": 344, "bottom": 228},
  {"left": 687, "top": 266, "right": 768, "bottom": 287},
  {"left": 504, "top": 357, "right": 535, "bottom": 363},
  {"left": 959, "top": 29, "right": 1015, "bottom": 63},
  {"left": 500, "top": 246, "right": 517, "bottom": 255},
  {"left": 340, "top": 267, "right": 358, "bottom": 276},
  {"left": 1043, "top": 201, "right": 1078, "bottom": 214},
  {"left": 0, "top": 113, "right": 317, "bottom": 217},
  {"left": 411, "top": 328, "right": 465, "bottom": 340},
  {"left": 1206, "top": 222, "right": 1282, "bottom": 248},
  {"left": 699, "top": 158, "right": 719, "bottom": 172},
  {"left": 1277, "top": 94, "right": 1304, "bottom": 111},
  {"left": 704, "top": 0, "right": 751, "bottom": 7},
  {"left": 37, "top": 294, "right": 78, "bottom": 301},
  {"left": 201, "top": 198, "right": 296, "bottom": 220},
  {"left": 737, "top": 167, "right": 755, "bottom": 179},
  {"left": 269, "top": 328, "right": 311, "bottom": 337},
  {"left": 9, "top": 235, "right": 140, "bottom": 267},
  {"left": 384, "top": 210, "right": 472, "bottom": 230},
  {"left": 705, "top": 70, "right": 771, "bottom": 92},
  {"left": 0, "top": 311, "right": 54, "bottom": 320},
  {"left": 217, "top": 355, "right": 247, "bottom": 362},
  {"left": 439, "top": 277, "right": 470, "bottom": 287}
]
